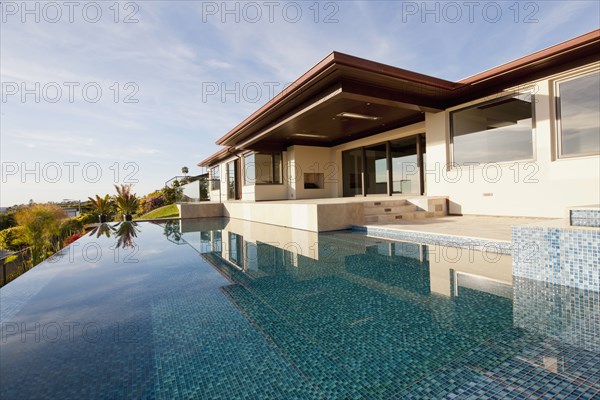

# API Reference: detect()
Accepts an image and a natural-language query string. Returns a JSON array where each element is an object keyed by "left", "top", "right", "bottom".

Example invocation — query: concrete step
[
  {"left": 364, "top": 200, "right": 408, "bottom": 208},
  {"left": 364, "top": 211, "right": 436, "bottom": 223},
  {"left": 364, "top": 215, "right": 380, "bottom": 223},
  {"left": 364, "top": 204, "right": 418, "bottom": 215}
]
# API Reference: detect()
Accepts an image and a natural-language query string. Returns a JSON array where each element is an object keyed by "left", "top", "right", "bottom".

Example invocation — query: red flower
[{"left": 65, "top": 233, "right": 83, "bottom": 245}]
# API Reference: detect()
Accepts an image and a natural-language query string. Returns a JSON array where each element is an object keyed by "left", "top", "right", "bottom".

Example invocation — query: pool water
[{"left": 1, "top": 219, "right": 598, "bottom": 399}]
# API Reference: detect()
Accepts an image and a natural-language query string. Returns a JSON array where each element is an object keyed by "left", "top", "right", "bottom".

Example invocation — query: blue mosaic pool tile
[
  {"left": 513, "top": 225, "right": 600, "bottom": 292},
  {"left": 394, "top": 325, "right": 600, "bottom": 399},
  {"left": 151, "top": 287, "right": 312, "bottom": 400},
  {"left": 440, "top": 337, "right": 600, "bottom": 400},
  {"left": 210, "top": 244, "right": 518, "bottom": 399},
  {"left": 513, "top": 276, "right": 600, "bottom": 353}
]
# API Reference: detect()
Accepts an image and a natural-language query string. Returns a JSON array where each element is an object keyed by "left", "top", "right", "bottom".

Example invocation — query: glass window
[
  {"left": 227, "top": 160, "right": 237, "bottom": 200},
  {"left": 244, "top": 152, "right": 282, "bottom": 185},
  {"left": 390, "top": 137, "right": 419, "bottom": 194},
  {"left": 342, "top": 148, "right": 363, "bottom": 197},
  {"left": 365, "top": 144, "right": 388, "bottom": 195},
  {"left": 244, "top": 154, "right": 255, "bottom": 185},
  {"left": 255, "top": 153, "right": 274, "bottom": 184},
  {"left": 342, "top": 135, "right": 425, "bottom": 197},
  {"left": 557, "top": 72, "right": 600, "bottom": 157},
  {"left": 210, "top": 166, "right": 220, "bottom": 190},
  {"left": 273, "top": 153, "right": 282, "bottom": 183},
  {"left": 451, "top": 94, "right": 534, "bottom": 164}
]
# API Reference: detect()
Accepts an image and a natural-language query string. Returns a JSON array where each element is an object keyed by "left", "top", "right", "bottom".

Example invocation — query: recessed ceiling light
[
  {"left": 292, "top": 133, "right": 328, "bottom": 139},
  {"left": 336, "top": 112, "right": 381, "bottom": 121}
]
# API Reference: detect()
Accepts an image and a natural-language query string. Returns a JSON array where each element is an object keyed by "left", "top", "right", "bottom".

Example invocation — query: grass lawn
[{"left": 138, "top": 204, "right": 179, "bottom": 220}]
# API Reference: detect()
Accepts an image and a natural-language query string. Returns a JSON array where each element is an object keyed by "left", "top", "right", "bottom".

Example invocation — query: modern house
[{"left": 193, "top": 30, "right": 600, "bottom": 232}]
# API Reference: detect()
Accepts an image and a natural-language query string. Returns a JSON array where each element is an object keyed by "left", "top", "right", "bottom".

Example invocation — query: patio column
[
  {"left": 361, "top": 147, "right": 367, "bottom": 196},
  {"left": 417, "top": 134, "right": 425, "bottom": 195},
  {"left": 386, "top": 141, "right": 392, "bottom": 196}
]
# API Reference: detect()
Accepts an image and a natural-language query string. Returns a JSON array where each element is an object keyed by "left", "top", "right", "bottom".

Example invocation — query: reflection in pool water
[
  {"left": 88, "top": 222, "right": 141, "bottom": 249},
  {"left": 0, "top": 218, "right": 598, "bottom": 399}
]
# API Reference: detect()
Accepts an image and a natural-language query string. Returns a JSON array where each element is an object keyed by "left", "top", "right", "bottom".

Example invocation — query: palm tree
[
  {"left": 87, "top": 194, "right": 113, "bottom": 222},
  {"left": 114, "top": 222, "right": 140, "bottom": 249},
  {"left": 181, "top": 166, "right": 189, "bottom": 176},
  {"left": 114, "top": 184, "right": 139, "bottom": 221},
  {"left": 89, "top": 223, "right": 115, "bottom": 238}
]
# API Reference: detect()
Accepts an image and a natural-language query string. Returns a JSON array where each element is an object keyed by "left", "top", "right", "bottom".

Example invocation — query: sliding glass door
[
  {"left": 342, "top": 149, "right": 363, "bottom": 197},
  {"left": 342, "top": 134, "right": 425, "bottom": 196},
  {"left": 226, "top": 160, "right": 241, "bottom": 200},
  {"left": 390, "top": 137, "right": 419, "bottom": 194},
  {"left": 365, "top": 144, "right": 388, "bottom": 195}
]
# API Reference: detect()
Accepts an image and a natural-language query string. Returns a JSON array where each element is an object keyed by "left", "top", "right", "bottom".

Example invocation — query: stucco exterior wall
[
  {"left": 425, "top": 63, "right": 600, "bottom": 218},
  {"left": 286, "top": 145, "right": 337, "bottom": 200}
]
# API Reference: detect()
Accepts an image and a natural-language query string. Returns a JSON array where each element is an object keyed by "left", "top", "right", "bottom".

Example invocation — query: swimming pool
[{"left": 1, "top": 219, "right": 598, "bottom": 399}]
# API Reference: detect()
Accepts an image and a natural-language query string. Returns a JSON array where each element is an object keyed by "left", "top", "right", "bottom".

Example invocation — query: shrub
[
  {"left": 3, "top": 254, "right": 18, "bottom": 265},
  {"left": 74, "top": 213, "right": 99, "bottom": 225},
  {"left": 14, "top": 203, "right": 67, "bottom": 265},
  {"left": 139, "top": 193, "right": 166, "bottom": 215},
  {"left": 200, "top": 180, "right": 209, "bottom": 201},
  {"left": 163, "top": 181, "right": 183, "bottom": 204},
  {"left": 0, "top": 226, "right": 26, "bottom": 251},
  {"left": 0, "top": 212, "right": 16, "bottom": 231},
  {"left": 59, "top": 218, "right": 84, "bottom": 238}
]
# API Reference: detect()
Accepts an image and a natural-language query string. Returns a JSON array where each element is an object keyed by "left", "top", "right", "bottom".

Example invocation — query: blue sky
[{"left": 1, "top": 0, "right": 599, "bottom": 207}]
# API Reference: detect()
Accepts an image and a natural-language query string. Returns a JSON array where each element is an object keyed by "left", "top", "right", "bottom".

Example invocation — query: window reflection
[
  {"left": 451, "top": 94, "right": 533, "bottom": 164},
  {"left": 390, "top": 137, "right": 419, "bottom": 194},
  {"left": 558, "top": 72, "right": 600, "bottom": 157},
  {"left": 365, "top": 144, "right": 388, "bottom": 195},
  {"left": 244, "top": 152, "right": 283, "bottom": 185}
]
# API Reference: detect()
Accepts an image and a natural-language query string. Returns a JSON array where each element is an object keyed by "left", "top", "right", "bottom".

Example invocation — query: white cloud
[{"left": 205, "top": 59, "right": 234, "bottom": 69}]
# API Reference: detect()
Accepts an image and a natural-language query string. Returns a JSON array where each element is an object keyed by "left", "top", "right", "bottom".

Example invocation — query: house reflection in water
[
  {"left": 163, "top": 218, "right": 598, "bottom": 396},
  {"left": 177, "top": 217, "right": 514, "bottom": 298}
]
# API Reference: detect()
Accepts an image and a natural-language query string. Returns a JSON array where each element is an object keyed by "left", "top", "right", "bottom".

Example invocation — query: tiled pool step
[{"left": 352, "top": 225, "right": 512, "bottom": 255}]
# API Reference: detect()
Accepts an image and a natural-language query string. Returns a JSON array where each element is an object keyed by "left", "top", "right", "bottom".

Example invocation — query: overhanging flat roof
[
  {"left": 199, "top": 147, "right": 239, "bottom": 168},
  {"left": 199, "top": 30, "right": 599, "bottom": 167}
]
